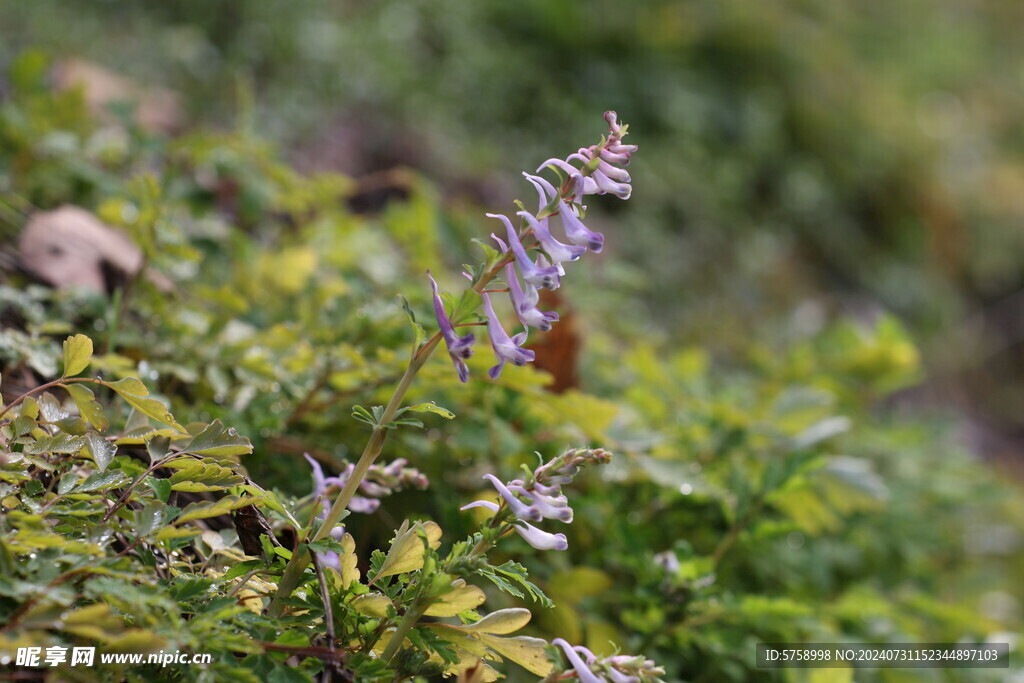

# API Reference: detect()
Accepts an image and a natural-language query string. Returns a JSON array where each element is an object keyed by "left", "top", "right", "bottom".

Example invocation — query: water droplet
[{"left": 680, "top": 483, "right": 693, "bottom": 495}]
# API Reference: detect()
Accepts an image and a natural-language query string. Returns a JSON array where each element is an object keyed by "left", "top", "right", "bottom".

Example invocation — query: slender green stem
[
  {"left": 380, "top": 602, "right": 428, "bottom": 663},
  {"left": 267, "top": 335, "right": 441, "bottom": 616},
  {"left": 267, "top": 259, "right": 518, "bottom": 617}
]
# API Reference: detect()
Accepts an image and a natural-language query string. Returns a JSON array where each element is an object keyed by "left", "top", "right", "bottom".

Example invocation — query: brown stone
[{"left": 18, "top": 205, "right": 143, "bottom": 293}]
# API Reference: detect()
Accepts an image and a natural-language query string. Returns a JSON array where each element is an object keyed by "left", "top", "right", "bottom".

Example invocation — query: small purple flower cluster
[
  {"left": 549, "top": 638, "right": 667, "bottom": 683},
  {"left": 461, "top": 448, "right": 612, "bottom": 551},
  {"left": 431, "top": 112, "right": 637, "bottom": 382},
  {"left": 304, "top": 454, "right": 428, "bottom": 568}
]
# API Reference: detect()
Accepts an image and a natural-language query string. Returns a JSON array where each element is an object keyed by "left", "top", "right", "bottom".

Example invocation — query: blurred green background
[
  {"left": 6, "top": 0, "right": 1024, "bottom": 443},
  {"left": 1, "top": 1, "right": 1023, "bottom": 681}
]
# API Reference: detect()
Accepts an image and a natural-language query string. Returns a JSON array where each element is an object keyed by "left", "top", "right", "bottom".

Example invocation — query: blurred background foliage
[{"left": 1, "top": 0, "right": 1023, "bottom": 681}]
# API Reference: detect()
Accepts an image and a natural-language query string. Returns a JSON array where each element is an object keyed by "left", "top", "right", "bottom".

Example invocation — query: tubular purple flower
[
  {"left": 481, "top": 292, "right": 536, "bottom": 380},
  {"left": 600, "top": 148, "right": 633, "bottom": 165},
  {"left": 428, "top": 271, "right": 475, "bottom": 383},
  {"left": 510, "top": 484, "right": 573, "bottom": 522},
  {"left": 552, "top": 639, "right": 603, "bottom": 683},
  {"left": 492, "top": 234, "right": 559, "bottom": 332},
  {"left": 512, "top": 485, "right": 577, "bottom": 524},
  {"left": 517, "top": 210, "right": 585, "bottom": 267},
  {"left": 594, "top": 159, "right": 631, "bottom": 183},
  {"left": 554, "top": 176, "right": 604, "bottom": 252},
  {"left": 482, "top": 473, "right": 541, "bottom": 522},
  {"left": 533, "top": 481, "right": 563, "bottom": 497},
  {"left": 326, "top": 464, "right": 380, "bottom": 514},
  {"left": 535, "top": 157, "right": 579, "bottom": 178},
  {"left": 607, "top": 669, "right": 640, "bottom": 683},
  {"left": 305, "top": 453, "right": 327, "bottom": 505},
  {"left": 512, "top": 263, "right": 559, "bottom": 332},
  {"left": 486, "top": 213, "right": 561, "bottom": 290},
  {"left": 591, "top": 169, "right": 632, "bottom": 199},
  {"left": 514, "top": 520, "right": 569, "bottom": 551},
  {"left": 359, "top": 480, "right": 390, "bottom": 498},
  {"left": 460, "top": 500, "right": 499, "bottom": 513},
  {"left": 346, "top": 495, "right": 380, "bottom": 514}
]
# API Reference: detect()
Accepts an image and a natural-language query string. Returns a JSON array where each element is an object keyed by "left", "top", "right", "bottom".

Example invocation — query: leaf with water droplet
[
  {"left": 85, "top": 433, "right": 117, "bottom": 472},
  {"left": 178, "top": 420, "right": 252, "bottom": 459},
  {"left": 64, "top": 383, "right": 109, "bottom": 431}
]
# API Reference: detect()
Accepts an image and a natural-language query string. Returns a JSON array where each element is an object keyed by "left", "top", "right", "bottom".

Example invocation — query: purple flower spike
[
  {"left": 552, "top": 639, "right": 603, "bottom": 683},
  {"left": 518, "top": 211, "right": 585, "bottom": 266},
  {"left": 486, "top": 213, "right": 561, "bottom": 290},
  {"left": 428, "top": 271, "right": 475, "bottom": 382},
  {"left": 481, "top": 292, "right": 535, "bottom": 379},
  {"left": 483, "top": 473, "right": 541, "bottom": 522},
  {"left": 493, "top": 234, "right": 559, "bottom": 332},
  {"left": 514, "top": 520, "right": 569, "bottom": 551}
]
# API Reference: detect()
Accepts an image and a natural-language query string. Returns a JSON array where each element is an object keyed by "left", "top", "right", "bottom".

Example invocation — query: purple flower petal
[
  {"left": 483, "top": 473, "right": 541, "bottom": 522},
  {"left": 592, "top": 169, "right": 632, "bottom": 199},
  {"left": 559, "top": 180, "right": 605, "bottom": 252},
  {"left": 492, "top": 233, "right": 560, "bottom": 332},
  {"left": 511, "top": 484, "right": 573, "bottom": 522},
  {"left": 481, "top": 292, "right": 535, "bottom": 379},
  {"left": 518, "top": 211, "right": 585, "bottom": 266},
  {"left": 552, "top": 639, "right": 603, "bottom": 683},
  {"left": 428, "top": 271, "right": 475, "bottom": 382},
  {"left": 460, "top": 500, "right": 500, "bottom": 513},
  {"left": 304, "top": 453, "right": 327, "bottom": 501},
  {"left": 486, "top": 213, "right": 561, "bottom": 290},
  {"left": 348, "top": 496, "right": 380, "bottom": 514},
  {"left": 513, "top": 520, "right": 568, "bottom": 551}
]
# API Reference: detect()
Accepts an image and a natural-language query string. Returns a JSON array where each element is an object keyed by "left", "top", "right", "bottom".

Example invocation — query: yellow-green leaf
[
  {"left": 461, "top": 608, "right": 532, "bottom": 635},
  {"left": 424, "top": 579, "right": 486, "bottom": 617},
  {"left": 179, "top": 419, "right": 252, "bottom": 458},
  {"left": 475, "top": 633, "right": 554, "bottom": 677},
  {"left": 374, "top": 520, "right": 443, "bottom": 579},
  {"left": 337, "top": 532, "right": 360, "bottom": 588},
  {"left": 425, "top": 625, "right": 494, "bottom": 660},
  {"left": 405, "top": 402, "right": 456, "bottom": 419},
  {"left": 176, "top": 495, "right": 260, "bottom": 523},
  {"left": 352, "top": 593, "right": 392, "bottom": 618},
  {"left": 106, "top": 377, "right": 185, "bottom": 432},
  {"left": 98, "top": 629, "right": 166, "bottom": 654},
  {"left": 61, "top": 604, "right": 125, "bottom": 641},
  {"left": 61, "top": 334, "right": 93, "bottom": 378},
  {"left": 64, "top": 383, "right": 109, "bottom": 431},
  {"left": 107, "top": 377, "right": 149, "bottom": 396},
  {"left": 168, "top": 462, "right": 245, "bottom": 492}
]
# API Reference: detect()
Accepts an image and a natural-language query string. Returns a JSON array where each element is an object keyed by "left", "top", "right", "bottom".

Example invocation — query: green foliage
[{"left": 0, "top": 51, "right": 1021, "bottom": 683}]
